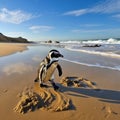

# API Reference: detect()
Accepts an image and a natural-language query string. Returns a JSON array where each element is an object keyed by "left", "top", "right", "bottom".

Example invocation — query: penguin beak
[{"left": 59, "top": 53, "right": 64, "bottom": 58}]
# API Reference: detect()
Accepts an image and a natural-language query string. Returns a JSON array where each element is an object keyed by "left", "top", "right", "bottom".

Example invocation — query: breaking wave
[
  {"left": 65, "top": 47, "right": 120, "bottom": 59},
  {"left": 61, "top": 38, "right": 120, "bottom": 44}
]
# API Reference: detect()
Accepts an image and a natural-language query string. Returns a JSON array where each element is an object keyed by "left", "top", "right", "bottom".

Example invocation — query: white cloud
[
  {"left": 3, "top": 63, "right": 33, "bottom": 75},
  {"left": 29, "top": 25, "right": 54, "bottom": 32},
  {"left": 6, "top": 32, "right": 25, "bottom": 37},
  {"left": 72, "top": 29, "right": 81, "bottom": 33},
  {"left": 72, "top": 28, "right": 120, "bottom": 33},
  {"left": 112, "top": 14, "right": 120, "bottom": 18},
  {"left": 63, "top": 9, "right": 88, "bottom": 16},
  {"left": 80, "top": 24, "right": 103, "bottom": 27},
  {"left": 63, "top": 0, "right": 120, "bottom": 16},
  {"left": 0, "top": 8, "right": 32, "bottom": 24},
  {"left": 90, "top": 0, "right": 120, "bottom": 13}
]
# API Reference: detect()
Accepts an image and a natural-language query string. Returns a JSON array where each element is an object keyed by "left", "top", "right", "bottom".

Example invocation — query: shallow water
[
  {"left": 0, "top": 44, "right": 120, "bottom": 78},
  {"left": 59, "top": 41, "right": 120, "bottom": 71}
]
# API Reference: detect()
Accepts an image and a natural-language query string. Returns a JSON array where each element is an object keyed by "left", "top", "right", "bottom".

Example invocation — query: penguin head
[{"left": 48, "top": 49, "right": 63, "bottom": 61}]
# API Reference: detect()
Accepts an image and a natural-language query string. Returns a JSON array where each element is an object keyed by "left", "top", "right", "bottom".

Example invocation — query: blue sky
[{"left": 0, "top": 0, "right": 120, "bottom": 41}]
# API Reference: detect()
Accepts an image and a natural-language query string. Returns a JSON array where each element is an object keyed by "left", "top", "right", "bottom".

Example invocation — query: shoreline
[
  {"left": 60, "top": 60, "right": 120, "bottom": 90},
  {"left": 0, "top": 43, "right": 30, "bottom": 57}
]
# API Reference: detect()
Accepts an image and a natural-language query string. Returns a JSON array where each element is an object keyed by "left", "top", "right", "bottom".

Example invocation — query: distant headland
[{"left": 0, "top": 33, "right": 31, "bottom": 43}]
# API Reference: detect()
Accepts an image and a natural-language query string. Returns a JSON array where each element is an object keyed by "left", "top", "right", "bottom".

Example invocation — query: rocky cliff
[{"left": 0, "top": 33, "right": 30, "bottom": 43}]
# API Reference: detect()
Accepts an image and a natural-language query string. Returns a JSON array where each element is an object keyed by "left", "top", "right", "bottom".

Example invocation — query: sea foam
[
  {"left": 61, "top": 38, "right": 120, "bottom": 44},
  {"left": 65, "top": 47, "right": 120, "bottom": 59},
  {"left": 62, "top": 58, "right": 120, "bottom": 71}
]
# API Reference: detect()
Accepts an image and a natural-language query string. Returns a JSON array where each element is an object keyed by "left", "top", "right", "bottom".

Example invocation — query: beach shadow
[{"left": 58, "top": 84, "right": 120, "bottom": 104}]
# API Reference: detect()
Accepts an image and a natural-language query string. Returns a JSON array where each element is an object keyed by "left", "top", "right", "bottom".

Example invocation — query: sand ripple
[{"left": 14, "top": 83, "right": 71, "bottom": 114}]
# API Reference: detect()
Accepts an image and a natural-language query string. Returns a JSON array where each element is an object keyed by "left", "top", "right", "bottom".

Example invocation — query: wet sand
[
  {"left": 0, "top": 43, "right": 28, "bottom": 57},
  {"left": 0, "top": 43, "right": 120, "bottom": 120}
]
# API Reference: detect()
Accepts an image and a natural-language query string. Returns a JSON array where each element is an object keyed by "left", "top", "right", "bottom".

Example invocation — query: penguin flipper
[{"left": 57, "top": 64, "right": 62, "bottom": 76}]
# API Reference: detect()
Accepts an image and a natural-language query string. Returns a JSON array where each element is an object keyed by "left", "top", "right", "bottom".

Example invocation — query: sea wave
[
  {"left": 61, "top": 38, "right": 120, "bottom": 44},
  {"left": 65, "top": 47, "right": 120, "bottom": 59},
  {"left": 62, "top": 58, "right": 120, "bottom": 71}
]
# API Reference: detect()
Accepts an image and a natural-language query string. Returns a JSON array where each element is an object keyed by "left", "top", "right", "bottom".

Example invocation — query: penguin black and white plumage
[{"left": 34, "top": 49, "right": 63, "bottom": 90}]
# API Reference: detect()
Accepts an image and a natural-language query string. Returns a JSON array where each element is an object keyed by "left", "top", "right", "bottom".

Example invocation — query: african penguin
[{"left": 34, "top": 49, "right": 63, "bottom": 90}]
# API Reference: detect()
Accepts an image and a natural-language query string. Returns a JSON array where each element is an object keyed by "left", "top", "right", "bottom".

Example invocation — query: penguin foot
[{"left": 40, "top": 84, "right": 48, "bottom": 88}]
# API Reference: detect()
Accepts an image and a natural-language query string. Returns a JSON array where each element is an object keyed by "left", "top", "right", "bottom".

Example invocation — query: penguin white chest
[{"left": 43, "top": 62, "right": 58, "bottom": 82}]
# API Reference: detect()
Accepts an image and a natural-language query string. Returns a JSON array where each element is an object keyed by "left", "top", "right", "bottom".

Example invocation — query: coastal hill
[{"left": 0, "top": 33, "right": 30, "bottom": 43}]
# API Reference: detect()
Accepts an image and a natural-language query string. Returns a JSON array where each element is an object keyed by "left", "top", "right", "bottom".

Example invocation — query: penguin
[{"left": 34, "top": 49, "right": 63, "bottom": 90}]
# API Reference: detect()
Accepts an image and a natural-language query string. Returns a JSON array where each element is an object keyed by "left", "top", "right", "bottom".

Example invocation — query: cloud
[
  {"left": 0, "top": 8, "right": 32, "bottom": 24},
  {"left": 90, "top": 0, "right": 120, "bottom": 14},
  {"left": 6, "top": 32, "right": 25, "bottom": 37},
  {"left": 29, "top": 25, "right": 54, "bottom": 32},
  {"left": 63, "top": 9, "right": 88, "bottom": 16},
  {"left": 80, "top": 24, "right": 103, "bottom": 27},
  {"left": 72, "top": 28, "right": 120, "bottom": 33},
  {"left": 63, "top": 0, "right": 120, "bottom": 16},
  {"left": 3, "top": 63, "right": 33, "bottom": 75},
  {"left": 112, "top": 14, "right": 120, "bottom": 18}
]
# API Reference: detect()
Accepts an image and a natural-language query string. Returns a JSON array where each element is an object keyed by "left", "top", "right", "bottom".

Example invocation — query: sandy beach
[
  {"left": 0, "top": 43, "right": 28, "bottom": 57},
  {"left": 0, "top": 43, "right": 120, "bottom": 120}
]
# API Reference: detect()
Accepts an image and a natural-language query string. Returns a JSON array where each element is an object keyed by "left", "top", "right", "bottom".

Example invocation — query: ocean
[
  {"left": 59, "top": 38, "right": 120, "bottom": 71},
  {"left": 0, "top": 38, "right": 120, "bottom": 74}
]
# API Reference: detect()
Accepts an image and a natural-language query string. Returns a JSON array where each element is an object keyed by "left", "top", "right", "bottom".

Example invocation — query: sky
[{"left": 0, "top": 0, "right": 120, "bottom": 41}]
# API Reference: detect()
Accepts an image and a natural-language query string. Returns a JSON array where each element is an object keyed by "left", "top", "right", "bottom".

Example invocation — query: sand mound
[
  {"left": 13, "top": 88, "right": 42, "bottom": 114},
  {"left": 60, "top": 76, "right": 97, "bottom": 89},
  {"left": 14, "top": 83, "right": 71, "bottom": 114},
  {"left": 34, "top": 83, "right": 71, "bottom": 112}
]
